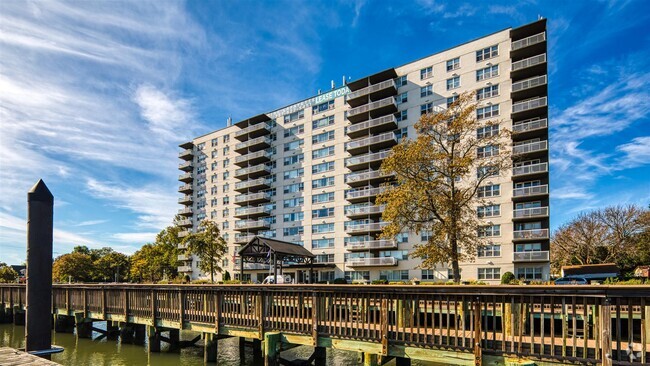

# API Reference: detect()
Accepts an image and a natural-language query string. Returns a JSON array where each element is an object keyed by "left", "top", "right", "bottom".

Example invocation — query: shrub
[
  {"left": 332, "top": 278, "right": 348, "bottom": 284},
  {"left": 223, "top": 271, "right": 231, "bottom": 281},
  {"left": 501, "top": 272, "right": 516, "bottom": 284},
  {"left": 192, "top": 279, "right": 212, "bottom": 284},
  {"left": 223, "top": 280, "right": 242, "bottom": 284},
  {"left": 371, "top": 279, "right": 388, "bottom": 285}
]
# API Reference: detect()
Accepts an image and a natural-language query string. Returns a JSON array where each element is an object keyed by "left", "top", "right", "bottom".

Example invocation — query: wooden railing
[{"left": 1, "top": 284, "right": 648, "bottom": 365}]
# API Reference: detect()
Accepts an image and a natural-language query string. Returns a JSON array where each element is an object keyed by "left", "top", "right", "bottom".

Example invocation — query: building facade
[{"left": 177, "top": 20, "right": 550, "bottom": 283}]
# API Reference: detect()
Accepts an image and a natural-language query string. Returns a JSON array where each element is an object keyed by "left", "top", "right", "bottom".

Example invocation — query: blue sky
[{"left": 1, "top": 0, "right": 649, "bottom": 264}]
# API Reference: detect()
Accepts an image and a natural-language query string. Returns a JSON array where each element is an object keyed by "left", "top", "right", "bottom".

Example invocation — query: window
[
  {"left": 516, "top": 242, "right": 542, "bottom": 252},
  {"left": 478, "top": 268, "right": 501, "bottom": 280},
  {"left": 312, "top": 146, "right": 335, "bottom": 159},
  {"left": 380, "top": 250, "right": 408, "bottom": 260},
  {"left": 312, "top": 177, "right": 335, "bottom": 189},
  {"left": 283, "top": 197, "right": 304, "bottom": 208},
  {"left": 284, "top": 109, "right": 304, "bottom": 123},
  {"left": 312, "top": 131, "right": 335, "bottom": 144},
  {"left": 420, "top": 85, "right": 433, "bottom": 97},
  {"left": 223, "top": 135, "right": 230, "bottom": 143},
  {"left": 516, "top": 267, "right": 543, "bottom": 280},
  {"left": 223, "top": 146, "right": 229, "bottom": 155},
  {"left": 312, "top": 192, "right": 335, "bottom": 204},
  {"left": 420, "top": 66, "right": 433, "bottom": 80},
  {"left": 477, "top": 145, "right": 499, "bottom": 158},
  {"left": 284, "top": 139, "right": 304, "bottom": 151},
  {"left": 283, "top": 212, "right": 304, "bottom": 222},
  {"left": 476, "top": 45, "right": 498, "bottom": 62},
  {"left": 396, "top": 110, "right": 408, "bottom": 122},
  {"left": 446, "top": 76, "right": 460, "bottom": 90},
  {"left": 477, "top": 204, "right": 500, "bottom": 218},
  {"left": 478, "top": 225, "right": 501, "bottom": 237},
  {"left": 283, "top": 168, "right": 304, "bottom": 179},
  {"left": 477, "top": 165, "right": 498, "bottom": 178},
  {"left": 313, "top": 238, "right": 335, "bottom": 249},
  {"left": 313, "top": 115, "right": 334, "bottom": 129},
  {"left": 283, "top": 154, "right": 304, "bottom": 166},
  {"left": 446, "top": 57, "right": 460, "bottom": 71},
  {"left": 211, "top": 150, "right": 218, "bottom": 158},
  {"left": 211, "top": 138, "right": 218, "bottom": 147},
  {"left": 395, "top": 127, "right": 408, "bottom": 142},
  {"left": 396, "top": 92, "right": 408, "bottom": 105},
  {"left": 395, "top": 75, "right": 407, "bottom": 87},
  {"left": 477, "top": 85, "right": 499, "bottom": 100},
  {"left": 476, "top": 65, "right": 499, "bottom": 81},
  {"left": 420, "top": 102, "right": 433, "bottom": 115},
  {"left": 223, "top": 196, "right": 229, "bottom": 205},
  {"left": 395, "top": 232, "right": 409, "bottom": 243},
  {"left": 223, "top": 159, "right": 229, "bottom": 168},
  {"left": 283, "top": 226, "right": 304, "bottom": 236},
  {"left": 447, "top": 95, "right": 458, "bottom": 108},
  {"left": 478, "top": 244, "right": 501, "bottom": 258},
  {"left": 222, "top": 221, "right": 229, "bottom": 230},
  {"left": 284, "top": 125, "right": 304, "bottom": 137},
  {"left": 478, "top": 184, "right": 500, "bottom": 198},
  {"left": 211, "top": 162, "right": 217, "bottom": 171},
  {"left": 477, "top": 124, "right": 499, "bottom": 139},
  {"left": 477, "top": 105, "right": 499, "bottom": 119},
  {"left": 223, "top": 171, "right": 229, "bottom": 180},
  {"left": 315, "top": 254, "right": 335, "bottom": 263},
  {"left": 312, "top": 207, "right": 334, "bottom": 218},
  {"left": 379, "top": 270, "right": 409, "bottom": 281},
  {"left": 312, "top": 223, "right": 335, "bottom": 233},
  {"left": 312, "top": 100, "right": 334, "bottom": 114},
  {"left": 312, "top": 161, "right": 334, "bottom": 174},
  {"left": 283, "top": 182, "right": 304, "bottom": 194},
  {"left": 320, "top": 271, "right": 335, "bottom": 281},
  {"left": 222, "top": 183, "right": 229, "bottom": 193},
  {"left": 421, "top": 269, "right": 436, "bottom": 280},
  {"left": 447, "top": 268, "right": 462, "bottom": 280},
  {"left": 345, "top": 271, "right": 370, "bottom": 281}
]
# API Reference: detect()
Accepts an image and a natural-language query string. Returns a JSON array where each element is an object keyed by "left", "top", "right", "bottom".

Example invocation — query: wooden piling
[
  {"left": 264, "top": 332, "right": 280, "bottom": 366},
  {"left": 203, "top": 333, "right": 218, "bottom": 363}
]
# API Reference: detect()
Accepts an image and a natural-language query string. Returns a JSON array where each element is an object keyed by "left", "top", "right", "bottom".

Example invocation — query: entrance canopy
[{"left": 237, "top": 236, "right": 315, "bottom": 283}]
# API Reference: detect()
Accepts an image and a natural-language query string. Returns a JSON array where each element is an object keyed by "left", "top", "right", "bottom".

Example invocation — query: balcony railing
[
  {"left": 235, "top": 177, "right": 271, "bottom": 192},
  {"left": 345, "top": 204, "right": 386, "bottom": 217},
  {"left": 347, "top": 115, "right": 398, "bottom": 138},
  {"left": 234, "top": 136, "right": 272, "bottom": 152},
  {"left": 345, "top": 150, "right": 391, "bottom": 169},
  {"left": 178, "top": 207, "right": 193, "bottom": 216},
  {"left": 177, "top": 266, "right": 192, "bottom": 272},
  {"left": 178, "top": 149, "right": 193, "bottom": 160},
  {"left": 513, "top": 97, "right": 547, "bottom": 113},
  {"left": 513, "top": 184, "right": 548, "bottom": 198},
  {"left": 511, "top": 54, "right": 546, "bottom": 72},
  {"left": 178, "top": 184, "right": 193, "bottom": 193},
  {"left": 345, "top": 169, "right": 393, "bottom": 185},
  {"left": 347, "top": 96, "right": 397, "bottom": 118},
  {"left": 513, "top": 140, "right": 547, "bottom": 155},
  {"left": 511, "top": 32, "right": 546, "bottom": 51},
  {"left": 513, "top": 251, "right": 550, "bottom": 262},
  {"left": 513, "top": 207, "right": 549, "bottom": 218},
  {"left": 235, "top": 164, "right": 271, "bottom": 178},
  {"left": 235, "top": 219, "right": 270, "bottom": 230},
  {"left": 179, "top": 161, "right": 193, "bottom": 171},
  {"left": 234, "top": 234, "right": 256, "bottom": 244},
  {"left": 178, "top": 230, "right": 190, "bottom": 238},
  {"left": 178, "top": 219, "right": 192, "bottom": 227},
  {"left": 235, "top": 150, "right": 272, "bottom": 165},
  {"left": 234, "top": 205, "right": 272, "bottom": 217},
  {"left": 512, "top": 75, "right": 547, "bottom": 93},
  {"left": 346, "top": 186, "right": 389, "bottom": 201},
  {"left": 512, "top": 163, "right": 548, "bottom": 177},
  {"left": 347, "top": 257, "right": 398, "bottom": 267},
  {"left": 346, "top": 240, "right": 396, "bottom": 251},
  {"left": 178, "top": 254, "right": 190, "bottom": 261},
  {"left": 513, "top": 229, "right": 549, "bottom": 240},
  {"left": 513, "top": 118, "right": 547, "bottom": 134},
  {"left": 345, "top": 222, "right": 388, "bottom": 234},
  {"left": 347, "top": 79, "right": 397, "bottom": 100},
  {"left": 345, "top": 132, "right": 397, "bottom": 153},
  {"left": 235, "top": 192, "right": 271, "bottom": 204},
  {"left": 234, "top": 122, "right": 271, "bottom": 140},
  {"left": 178, "top": 195, "right": 193, "bottom": 204}
]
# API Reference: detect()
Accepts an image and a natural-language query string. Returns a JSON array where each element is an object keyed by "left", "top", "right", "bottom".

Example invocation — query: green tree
[
  {"left": 92, "top": 248, "right": 130, "bottom": 282},
  {"left": 128, "top": 223, "right": 181, "bottom": 283},
  {"left": 52, "top": 252, "right": 94, "bottom": 282},
  {"left": 0, "top": 263, "right": 18, "bottom": 283},
  {"left": 377, "top": 92, "right": 511, "bottom": 283},
  {"left": 183, "top": 220, "right": 227, "bottom": 283}
]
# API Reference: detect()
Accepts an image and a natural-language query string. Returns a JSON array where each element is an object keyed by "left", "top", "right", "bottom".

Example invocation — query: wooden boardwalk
[
  {"left": 1, "top": 284, "right": 649, "bottom": 365},
  {"left": 0, "top": 347, "right": 60, "bottom": 366}
]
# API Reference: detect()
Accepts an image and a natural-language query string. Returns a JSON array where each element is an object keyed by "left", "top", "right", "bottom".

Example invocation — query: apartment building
[{"left": 177, "top": 19, "right": 550, "bottom": 283}]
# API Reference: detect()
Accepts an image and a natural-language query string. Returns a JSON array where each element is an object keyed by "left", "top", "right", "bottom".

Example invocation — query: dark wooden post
[
  {"left": 473, "top": 296, "right": 482, "bottom": 366},
  {"left": 380, "top": 296, "right": 388, "bottom": 356},
  {"left": 25, "top": 179, "right": 54, "bottom": 355},
  {"left": 600, "top": 298, "right": 612, "bottom": 366}
]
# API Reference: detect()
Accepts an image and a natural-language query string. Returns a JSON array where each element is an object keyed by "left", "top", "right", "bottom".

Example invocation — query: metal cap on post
[{"left": 25, "top": 179, "right": 54, "bottom": 356}]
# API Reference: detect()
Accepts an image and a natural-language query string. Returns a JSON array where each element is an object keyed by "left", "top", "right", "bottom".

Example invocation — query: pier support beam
[
  {"left": 54, "top": 315, "right": 75, "bottom": 333},
  {"left": 363, "top": 352, "right": 378, "bottom": 366},
  {"left": 264, "top": 332, "right": 280, "bottom": 366},
  {"left": 168, "top": 329, "right": 180, "bottom": 353},
  {"left": 253, "top": 338, "right": 263, "bottom": 364},
  {"left": 119, "top": 322, "right": 134, "bottom": 343},
  {"left": 239, "top": 336, "right": 246, "bottom": 361},
  {"left": 314, "top": 346, "right": 326, "bottom": 366},
  {"left": 13, "top": 309, "right": 25, "bottom": 325},
  {"left": 106, "top": 321, "right": 119, "bottom": 340},
  {"left": 76, "top": 321, "right": 93, "bottom": 339},
  {"left": 148, "top": 326, "right": 161, "bottom": 353},
  {"left": 204, "top": 333, "right": 218, "bottom": 363},
  {"left": 134, "top": 324, "right": 146, "bottom": 345},
  {"left": 395, "top": 356, "right": 411, "bottom": 366}
]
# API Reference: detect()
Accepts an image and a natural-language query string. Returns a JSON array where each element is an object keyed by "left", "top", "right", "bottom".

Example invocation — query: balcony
[
  {"left": 234, "top": 234, "right": 256, "bottom": 244},
  {"left": 512, "top": 75, "right": 547, "bottom": 93},
  {"left": 235, "top": 219, "right": 270, "bottom": 231},
  {"left": 179, "top": 161, "right": 193, "bottom": 172},
  {"left": 513, "top": 207, "right": 549, "bottom": 219},
  {"left": 512, "top": 162, "right": 548, "bottom": 177},
  {"left": 235, "top": 177, "right": 271, "bottom": 192},
  {"left": 234, "top": 136, "right": 272, "bottom": 154},
  {"left": 345, "top": 169, "right": 394, "bottom": 187},
  {"left": 345, "top": 132, "right": 397, "bottom": 155},
  {"left": 345, "top": 222, "right": 389, "bottom": 234},
  {"left": 234, "top": 122, "right": 271, "bottom": 141},
  {"left": 235, "top": 191, "right": 272, "bottom": 205},
  {"left": 511, "top": 32, "right": 546, "bottom": 51},
  {"left": 178, "top": 172, "right": 193, "bottom": 183},
  {"left": 345, "top": 186, "right": 389, "bottom": 203},
  {"left": 177, "top": 266, "right": 192, "bottom": 273},
  {"left": 512, "top": 54, "right": 546, "bottom": 72},
  {"left": 347, "top": 96, "right": 398, "bottom": 123},
  {"left": 178, "top": 184, "right": 193, "bottom": 193},
  {"left": 347, "top": 257, "right": 398, "bottom": 267},
  {"left": 234, "top": 205, "right": 273, "bottom": 218},
  {"left": 345, "top": 150, "right": 391, "bottom": 171},
  {"left": 513, "top": 97, "right": 547, "bottom": 114},
  {"left": 178, "top": 230, "right": 190, "bottom": 238},
  {"left": 234, "top": 150, "right": 272, "bottom": 167},
  {"left": 347, "top": 115, "right": 398, "bottom": 139},
  {"left": 513, "top": 251, "right": 550, "bottom": 262},
  {"left": 345, "top": 204, "right": 385, "bottom": 218},
  {"left": 178, "top": 219, "right": 192, "bottom": 228},
  {"left": 346, "top": 240, "right": 397, "bottom": 251},
  {"left": 513, "top": 229, "right": 549, "bottom": 240},
  {"left": 178, "top": 195, "right": 193, "bottom": 205},
  {"left": 234, "top": 164, "right": 271, "bottom": 179},
  {"left": 513, "top": 140, "right": 547, "bottom": 156},
  {"left": 513, "top": 184, "right": 548, "bottom": 198},
  {"left": 178, "top": 149, "right": 193, "bottom": 160},
  {"left": 178, "top": 207, "right": 193, "bottom": 217},
  {"left": 513, "top": 118, "right": 547, "bottom": 135},
  {"left": 347, "top": 79, "right": 397, "bottom": 107},
  {"left": 178, "top": 254, "right": 190, "bottom": 261}
]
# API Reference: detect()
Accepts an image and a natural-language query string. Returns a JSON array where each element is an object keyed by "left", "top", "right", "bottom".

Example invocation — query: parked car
[
  {"left": 261, "top": 275, "right": 293, "bottom": 284},
  {"left": 554, "top": 277, "right": 589, "bottom": 285}
]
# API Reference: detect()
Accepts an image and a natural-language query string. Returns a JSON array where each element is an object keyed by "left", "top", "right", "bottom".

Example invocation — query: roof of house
[
  {"left": 562, "top": 263, "right": 620, "bottom": 277},
  {"left": 238, "top": 236, "right": 315, "bottom": 259}
]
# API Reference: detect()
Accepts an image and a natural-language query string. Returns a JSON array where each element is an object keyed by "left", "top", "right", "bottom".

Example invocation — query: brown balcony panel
[
  {"left": 512, "top": 118, "right": 547, "bottom": 135},
  {"left": 346, "top": 240, "right": 397, "bottom": 251},
  {"left": 234, "top": 234, "right": 256, "bottom": 244},
  {"left": 177, "top": 230, "right": 190, "bottom": 239},
  {"left": 178, "top": 149, "right": 193, "bottom": 160},
  {"left": 234, "top": 205, "right": 273, "bottom": 218},
  {"left": 234, "top": 122, "right": 271, "bottom": 141},
  {"left": 511, "top": 54, "right": 546, "bottom": 80},
  {"left": 178, "top": 219, "right": 193, "bottom": 228},
  {"left": 179, "top": 161, "right": 193, "bottom": 172},
  {"left": 234, "top": 192, "right": 272, "bottom": 205},
  {"left": 234, "top": 136, "right": 272, "bottom": 154},
  {"left": 347, "top": 115, "right": 398, "bottom": 139},
  {"left": 178, "top": 172, "right": 193, "bottom": 183},
  {"left": 513, "top": 140, "right": 548, "bottom": 157},
  {"left": 347, "top": 97, "right": 397, "bottom": 123},
  {"left": 178, "top": 207, "right": 193, "bottom": 217},
  {"left": 178, "top": 184, "right": 193, "bottom": 193},
  {"left": 234, "top": 219, "right": 270, "bottom": 231},
  {"left": 178, "top": 195, "right": 193, "bottom": 205},
  {"left": 177, "top": 265, "right": 192, "bottom": 272},
  {"left": 511, "top": 75, "right": 547, "bottom": 100}
]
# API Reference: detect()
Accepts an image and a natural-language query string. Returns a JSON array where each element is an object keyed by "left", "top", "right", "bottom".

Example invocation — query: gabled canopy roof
[{"left": 238, "top": 236, "right": 314, "bottom": 265}]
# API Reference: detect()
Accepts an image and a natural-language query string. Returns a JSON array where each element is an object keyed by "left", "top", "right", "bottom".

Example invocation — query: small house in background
[
  {"left": 634, "top": 265, "right": 650, "bottom": 278},
  {"left": 561, "top": 263, "right": 619, "bottom": 282},
  {"left": 10, "top": 265, "right": 26, "bottom": 283}
]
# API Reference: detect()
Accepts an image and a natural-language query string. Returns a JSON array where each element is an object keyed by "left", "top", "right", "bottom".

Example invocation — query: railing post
[
  {"left": 66, "top": 288, "right": 70, "bottom": 313},
  {"left": 380, "top": 295, "right": 388, "bottom": 356},
  {"left": 312, "top": 292, "right": 318, "bottom": 346},
  {"left": 124, "top": 288, "right": 129, "bottom": 318},
  {"left": 473, "top": 296, "right": 482, "bottom": 366},
  {"left": 101, "top": 287, "right": 107, "bottom": 319},
  {"left": 179, "top": 288, "right": 184, "bottom": 327},
  {"left": 258, "top": 289, "right": 265, "bottom": 340},
  {"left": 83, "top": 288, "right": 87, "bottom": 317},
  {"left": 151, "top": 289, "right": 157, "bottom": 326},
  {"left": 600, "top": 298, "right": 612, "bottom": 366},
  {"left": 215, "top": 290, "right": 221, "bottom": 335}
]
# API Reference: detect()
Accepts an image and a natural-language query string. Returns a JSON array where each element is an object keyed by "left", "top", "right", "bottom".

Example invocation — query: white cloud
[
  {"left": 112, "top": 232, "right": 158, "bottom": 245},
  {"left": 133, "top": 84, "right": 197, "bottom": 141},
  {"left": 74, "top": 220, "right": 108, "bottom": 227},
  {"left": 616, "top": 136, "right": 650, "bottom": 168}
]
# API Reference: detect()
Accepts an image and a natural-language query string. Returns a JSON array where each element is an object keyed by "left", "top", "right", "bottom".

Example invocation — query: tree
[
  {"left": 0, "top": 263, "right": 18, "bottom": 283},
  {"left": 92, "top": 248, "right": 130, "bottom": 282},
  {"left": 377, "top": 91, "right": 510, "bottom": 282},
  {"left": 52, "top": 252, "right": 94, "bottom": 282},
  {"left": 128, "top": 223, "right": 181, "bottom": 283},
  {"left": 182, "top": 220, "right": 227, "bottom": 283}
]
